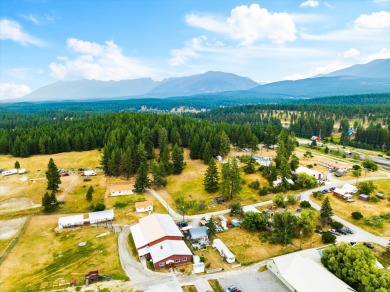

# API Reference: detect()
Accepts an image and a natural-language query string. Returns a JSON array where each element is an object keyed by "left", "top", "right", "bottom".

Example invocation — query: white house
[
  {"left": 110, "top": 184, "right": 134, "bottom": 196},
  {"left": 58, "top": 214, "right": 85, "bottom": 229},
  {"left": 342, "top": 184, "right": 358, "bottom": 194},
  {"left": 135, "top": 201, "right": 153, "bottom": 213},
  {"left": 18, "top": 168, "right": 27, "bottom": 174},
  {"left": 253, "top": 155, "right": 272, "bottom": 166},
  {"left": 88, "top": 209, "right": 114, "bottom": 224},
  {"left": 333, "top": 188, "right": 354, "bottom": 202},
  {"left": 243, "top": 205, "right": 261, "bottom": 213},
  {"left": 273, "top": 178, "right": 295, "bottom": 187},
  {"left": 84, "top": 170, "right": 97, "bottom": 176},
  {"left": 267, "top": 248, "right": 354, "bottom": 292},
  {"left": 296, "top": 166, "right": 322, "bottom": 180},
  {"left": 212, "top": 238, "right": 235, "bottom": 263},
  {"left": 1, "top": 169, "right": 17, "bottom": 176}
]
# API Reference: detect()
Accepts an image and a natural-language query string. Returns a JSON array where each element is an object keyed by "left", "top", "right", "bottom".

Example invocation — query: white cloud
[
  {"left": 0, "top": 83, "right": 31, "bottom": 100},
  {"left": 374, "top": 0, "right": 390, "bottom": 3},
  {"left": 21, "top": 14, "right": 40, "bottom": 25},
  {"left": 0, "top": 19, "right": 44, "bottom": 46},
  {"left": 324, "top": 2, "right": 334, "bottom": 9},
  {"left": 341, "top": 48, "right": 360, "bottom": 58},
  {"left": 365, "top": 48, "right": 390, "bottom": 62},
  {"left": 300, "top": 0, "right": 319, "bottom": 8},
  {"left": 186, "top": 4, "right": 296, "bottom": 45},
  {"left": 355, "top": 11, "right": 390, "bottom": 29},
  {"left": 49, "top": 38, "right": 155, "bottom": 80},
  {"left": 284, "top": 62, "right": 349, "bottom": 80}
]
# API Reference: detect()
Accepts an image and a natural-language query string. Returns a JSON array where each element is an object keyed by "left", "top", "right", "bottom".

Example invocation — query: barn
[{"left": 88, "top": 209, "right": 114, "bottom": 224}]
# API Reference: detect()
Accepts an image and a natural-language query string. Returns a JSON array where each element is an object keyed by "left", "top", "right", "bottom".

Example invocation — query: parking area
[{"left": 217, "top": 269, "right": 289, "bottom": 292}]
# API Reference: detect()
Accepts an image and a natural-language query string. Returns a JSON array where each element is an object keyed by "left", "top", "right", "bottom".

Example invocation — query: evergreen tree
[
  {"left": 86, "top": 186, "right": 94, "bottom": 201},
  {"left": 203, "top": 142, "right": 213, "bottom": 164},
  {"left": 152, "top": 161, "right": 167, "bottom": 188},
  {"left": 203, "top": 158, "right": 219, "bottom": 193},
  {"left": 189, "top": 134, "right": 201, "bottom": 159},
  {"left": 46, "top": 158, "right": 61, "bottom": 193},
  {"left": 221, "top": 158, "right": 242, "bottom": 200},
  {"left": 264, "top": 124, "right": 277, "bottom": 148},
  {"left": 134, "top": 163, "right": 151, "bottom": 193},
  {"left": 42, "top": 191, "right": 58, "bottom": 212},
  {"left": 121, "top": 146, "right": 134, "bottom": 179},
  {"left": 171, "top": 144, "right": 185, "bottom": 174},
  {"left": 159, "top": 144, "right": 171, "bottom": 174},
  {"left": 290, "top": 154, "right": 299, "bottom": 171},
  {"left": 14, "top": 161, "right": 20, "bottom": 169},
  {"left": 320, "top": 197, "right": 333, "bottom": 225},
  {"left": 219, "top": 131, "right": 231, "bottom": 157},
  {"left": 244, "top": 156, "right": 256, "bottom": 174},
  {"left": 272, "top": 211, "right": 298, "bottom": 245}
]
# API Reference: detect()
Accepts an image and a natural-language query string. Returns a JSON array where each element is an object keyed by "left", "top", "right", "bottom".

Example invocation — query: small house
[
  {"left": 83, "top": 170, "right": 97, "bottom": 176},
  {"left": 296, "top": 166, "right": 322, "bottom": 180},
  {"left": 88, "top": 209, "right": 114, "bottom": 224},
  {"left": 253, "top": 155, "right": 272, "bottom": 167},
  {"left": 320, "top": 161, "right": 348, "bottom": 172},
  {"left": 189, "top": 226, "right": 209, "bottom": 245},
  {"left": 342, "top": 184, "right": 358, "bottom": 194},
  {"left": 110, "top": 184, "right": 134, "bottom": 196},
  {"left": 333, "top": 188, "right": 354, "bottom": 202},
  {"left": 135, "top": 201, "right": 153, "bottom": 213},
  {"left": 212, "top": 239, "right": 235, "bottom": 263},
  {"left": 359, "top": 194, "right": 370, "bottom": 201}
]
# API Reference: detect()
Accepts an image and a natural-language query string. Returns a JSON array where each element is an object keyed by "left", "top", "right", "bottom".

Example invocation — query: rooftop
[
  {"left": 135, "top": 201, "right": 153, "bottom": 208},
  {"left": 149, "top": 240, "right": 192, "bottom": 263}
]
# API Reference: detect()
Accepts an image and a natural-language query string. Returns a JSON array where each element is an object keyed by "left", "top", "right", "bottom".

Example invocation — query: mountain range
[{"left": 12, "top": 58, "right": 390, "bottom": 103}]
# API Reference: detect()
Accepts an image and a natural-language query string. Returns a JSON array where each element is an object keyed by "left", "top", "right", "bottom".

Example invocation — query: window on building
[
  {"left": 182, "top": 257, "right": 187, "bottom": 262},
  {"left": 175, "top": 258, "right": 180, "bottom": 263},
  {"left": 159, "top": 262, "right": 165, "bottom": 267}
]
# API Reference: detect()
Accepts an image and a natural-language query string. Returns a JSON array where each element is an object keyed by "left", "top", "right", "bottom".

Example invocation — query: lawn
[
  {"left": 0, "top": 214, "right": 127, "bottom": 291},
  {"left": 311, "top": 182, "right": 390, "bottom": 238}
]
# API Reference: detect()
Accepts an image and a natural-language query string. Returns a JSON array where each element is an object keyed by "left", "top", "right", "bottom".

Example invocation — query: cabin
[
  {"left": 333, "top": 188, "right": 354, "bottom": 202},
  {"left": 295, "top": 166, "right": 322, "bottom": 180},
  {"left": 110, "top": 184, "right": 134, "bottom": 196},
  {"left": 135, "top": 201, "right": 154, "bottom": 213},
  {"left": 212, "top": 238, "right": 235, "bottom": 263},
  {"left": 359, "top": 194, "right": 370, "bottom": 201}
]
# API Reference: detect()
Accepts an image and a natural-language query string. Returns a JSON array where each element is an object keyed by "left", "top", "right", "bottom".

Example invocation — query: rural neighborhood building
[
  {"left": 83, "top": 170, "right": 97, "bottom": 176},
  {"left": 359, "top": 194, "right": 370, "bottom": 201},
  {"left": 88, "top": 209, "right": 114, "bottom": 224},
  {"left": 189, "top": 226, "right": 209, "bottom": 245},
  {"left": 194, "top": 278, "right": 213, "bottom": 292},
  {"left": 135, "top": 201, "right": 154, "bottom": 213},
  {"left": 267, "top": 248, "right": 354, "bottom": 292},
  {"left": 212, "top": 239, "right": 235, "bottom": 263},
  {"left": 253, "top": 155, "right": 272, "bottom": 166},
  {"left": 18, "top": 168, "right": 27, "bottom": 174},
  {"left": 1, "top": 169, "right": 17, "bottom": 176},
  {"left": 333, "top": 188, "right": 354, "bottom": 202},
  {"left": 273, "top": 178, "right": 295, "bottom": 187},
  {"left": 295, "top": 166, "right": 322, "bottom": 180},
  {"left": 110, "top": 184, "right": 134, "bottom": 196},
  {"left": 193, "top": 255, "right": 205, "bottom": 274},
  {"left": 58, "top": 214, "right": 84, "bottom": 229},
  {"left": 342, "top": 184, "right": 358, "bottom": 194},
  {"left": 320, "top": 161, "right": 348, "bottom": 172},
  {"left": 130, "top": 214, "right": 192, "bottom": 269}
]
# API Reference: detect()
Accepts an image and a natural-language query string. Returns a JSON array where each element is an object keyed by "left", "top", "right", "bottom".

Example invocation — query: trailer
[
  {"left": 1, "top": 169, "right": 17, "bottom": 176},
  {"left": 212, "top": 238, "right": 235, "bottom": 263},
  {"left": 84, "top": 170, "right": 97, "bottom": 176}
]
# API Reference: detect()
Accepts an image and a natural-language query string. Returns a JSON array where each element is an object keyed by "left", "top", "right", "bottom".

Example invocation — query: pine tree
[
  {"left": 159, "top": 144, "right": 171, "bottom": 174},
  {"left": 244, "top": 156, "right": 256, "bottom": 174},
  {"left": 152, "top": 161, "right": 167, "bottom": 188},
  {"left": 219, "top": 131, "right": 231, "bottom": 157},
  {"left": 134, "top": 163, "right": 151, "bottom": 193},
  {"left": 264, "top": 124, "right": 276, "bottom": 149},
  {"left": 46, "top": 158, "right": 61, "bottom": 193},
  {"left": 203, "top": 142, "right": 213, "bottom": 164},
  {"left": 14, "top": 161, "right": 20, "bottom": 169},
  {"left": 42, "top": 191, "right": 58, "bottom": 212},
  {"left": 189, "top": 134, "right": 201, "bottom": 159},
  {"left": 290, "top": 154, "right": 300, "bottom": 171},
  {"left": 320, "top": 197, "right": 333, "bottom": 225},
  {"left": 221, "top": 158, "right": 242, "bottom": 200},
  {"left": 86, "top": 186, "right": 94, "bottom": 201},
  {"left": 204, "top": 159, "right": 219, "bottom": 193},
  {"left": 171, "top": 144, "right": 185, "bottom": 174}
]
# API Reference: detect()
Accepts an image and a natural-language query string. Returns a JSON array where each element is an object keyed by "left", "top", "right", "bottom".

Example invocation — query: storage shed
[
  {"left": 212, "top": 239, "right": 235, "bottom": 263},
  {"left": 58, "top": 214, "right": 84, "bottom": 229},
  {"left": 359, "top": 194, "right": 370, "bottom": 201}
]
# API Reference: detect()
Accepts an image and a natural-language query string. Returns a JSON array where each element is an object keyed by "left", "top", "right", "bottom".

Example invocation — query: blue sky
[{"left": 1, "top": 0, "right": 390, "bottom": 100}]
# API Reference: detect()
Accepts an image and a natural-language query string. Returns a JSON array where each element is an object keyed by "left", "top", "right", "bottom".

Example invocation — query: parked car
[
  {"left": 215, "top": 196, "right": 225, "bottom": 204},
  {"left": 177, "top": 221, "right": 188, "bottom": 228},
  {"left": 342, "top": 227, "right": 354, "bottom": 234},
  {"left": 336, "top": 229, "right": 347, "bottom": 235},
  {"left": 225, "top": 285, "right": 239, "bottom": 292},
  {"left": 334, "top": 173, "right": 342, "bottom": 177},
  {"left": 329, "top": 229, "right": 341, "bottom": 236},
  {"left": 329, "top": 187, "right": 336, "bottom": 192},
  {"left": 322, "top": 189, "right": 329, "bottom": 193},
  {"left": 363, "top": 242, "right": 374, "bottom": 249},
  {"left": 349, "top": 242, "right": 357, "bottom": 246}
]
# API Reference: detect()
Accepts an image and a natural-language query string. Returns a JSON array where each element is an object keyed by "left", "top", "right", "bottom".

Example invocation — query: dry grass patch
[
  {"left": 311, "top": 187, "right": 390, "bottom": 238},
  {"left": 0, "top": 214, "right": 126, "bottom": 291},
  {"left": 217, "top": 227, "right": 323, "bottom": 265}
]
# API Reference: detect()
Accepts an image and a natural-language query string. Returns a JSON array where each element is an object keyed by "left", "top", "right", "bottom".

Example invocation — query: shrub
[
  {"left": 287, "top": 194, "right": 299, "bottom": 205},
  {"left": 307, "top": 164, "right": 313, "bottom": 169},
  {"left": 351, "top": 211, "right": 363, "bottom": 220},
  {"left": 364, "top": 216, "right": 383, "bottom": 228},
  {"left": 273, "top": 194, "right": 286, "bottom": 208},
  {"left": 352, "top": 164, "right": 361, "bottom": 170},
  {"left": 331, "top": 221, "right": 343, "bottom": 229},
  {"left": 313, "top": 191, "right": 324, "bottom": 200},
  {"left": 259, "top": 187, "right": 269, "bottom": 196},
  {"left": 300, "top": 200, "right": 311, "bottom": 208},
  {"left": 370, "top": 196, "right": 379, "bottom": 203},
  {"left": 322, "top": 232, "right": 336, "bottom": 244},
  {"left": 248, "top": 180, "right": 260, "bottom": 190},
  {"left": 93, "top": 202, "right": 106, "bottom": 211}
]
